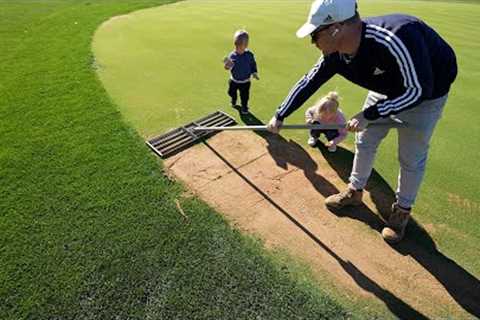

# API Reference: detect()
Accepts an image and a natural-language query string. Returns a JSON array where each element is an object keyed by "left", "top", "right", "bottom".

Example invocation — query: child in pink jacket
[{"left": 305, "top": 91, "right": 347, "bottom": 152}]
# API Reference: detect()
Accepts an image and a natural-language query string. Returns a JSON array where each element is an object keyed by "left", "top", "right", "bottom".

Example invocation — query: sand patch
[{"left": 165, "top": 130, "right": 480, "bottom": 319}]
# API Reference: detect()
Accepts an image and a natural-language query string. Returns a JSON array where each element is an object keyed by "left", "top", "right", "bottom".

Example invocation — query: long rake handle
[
  {"left": 193, "top": 124, "right": 345, "bottom": 131},
  {"left": 193, "top": 121, "right": 407, "bottom": 131}
]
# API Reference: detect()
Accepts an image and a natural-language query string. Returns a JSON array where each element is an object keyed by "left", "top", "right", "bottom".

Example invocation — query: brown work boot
[
  {"left": 325, "top": 188, "right": 363, "bottom": 209},
  {"left": 382, "top": 203, "right": 411, "bottom": 244}
]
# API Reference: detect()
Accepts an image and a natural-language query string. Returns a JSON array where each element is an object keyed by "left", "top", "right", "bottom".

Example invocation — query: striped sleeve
[
  {"left": 363, "top": 24, "right": 432, "bottom": 120},
  {"left": 275, "top": 56, "right": 337, "bottom": 121}
]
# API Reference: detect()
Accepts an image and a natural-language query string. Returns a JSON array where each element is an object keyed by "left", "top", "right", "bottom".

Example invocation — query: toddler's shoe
[
  {"left": 307, "top": 136, "right": 318, "bottom": 147},
  {"left": 328, "top": 144, "right": 337, "bottom": 152},
  {"left": 240, "top": 106, "right": 249, "bottom": 115}
]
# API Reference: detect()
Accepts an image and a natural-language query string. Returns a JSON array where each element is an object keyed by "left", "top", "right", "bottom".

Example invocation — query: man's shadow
[
  {"left": 240, "top": 111, "right": 480, "bottom": 317},
  {"left": 237, "top": 111, "right": 433, "bottom": 318},
  {"left": 240, "top": 110, "right": 338, "bottom": 196},
  {"left": 240, "top": 111, "right": 385, "bottom": 231},
  {"left": 318, "top": 143, "right": 480, "bottom": 318}
]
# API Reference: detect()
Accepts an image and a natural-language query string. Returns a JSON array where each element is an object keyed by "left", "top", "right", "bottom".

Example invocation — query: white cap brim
[{"left": 296, "top": 22, "right": 319, "bottom": 38}]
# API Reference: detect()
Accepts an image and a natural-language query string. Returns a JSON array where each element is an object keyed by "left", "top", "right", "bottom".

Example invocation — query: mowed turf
[
  {"left": 0, "top": 0, "right": 352, "bottom": 319},
  {"left": 93, "top": 0, "right": 480, "bottom": 277}
]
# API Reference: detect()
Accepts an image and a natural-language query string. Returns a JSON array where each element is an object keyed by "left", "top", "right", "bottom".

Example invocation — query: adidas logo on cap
[{"left": 323, "top": 14, "right": 334, "bottom": 23}]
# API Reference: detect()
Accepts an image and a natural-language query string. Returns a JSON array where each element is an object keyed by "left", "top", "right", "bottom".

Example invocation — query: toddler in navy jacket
[{"left": 224, "top": 30, "right": 259, "bottom": 115}]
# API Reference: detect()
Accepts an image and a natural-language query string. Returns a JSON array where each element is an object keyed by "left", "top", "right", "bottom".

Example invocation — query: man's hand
[
  {"left": 346, "top": 111, "right": 369, "bottom": 132},
  {"left": 252, "top": 73, "right": 260, "bottom": 80},
  {"left": 267, "top": 116, "right": 283, "bottom": 134}
]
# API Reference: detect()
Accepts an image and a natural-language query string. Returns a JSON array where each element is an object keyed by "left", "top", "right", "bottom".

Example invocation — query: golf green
[{"left": 93, "top": 0, "right": 480, "bottom": 275}]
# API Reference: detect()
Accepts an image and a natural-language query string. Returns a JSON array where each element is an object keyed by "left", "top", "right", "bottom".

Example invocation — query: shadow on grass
[
  {"left": 204, "top": 110, "right": 430, "bottom": 319},
  {"left": 317, "top": 144, "right": 480, "bottom": 318}
]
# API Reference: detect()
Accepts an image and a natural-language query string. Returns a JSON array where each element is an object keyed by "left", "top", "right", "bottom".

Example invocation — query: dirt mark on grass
[
  {"left": 448, "top": 193, "right": 480, "bottom": 217},
  {"left": 164, "top": 128, "right": 480, "bottom": 319},
  {"left": 101, "top": 14, "right": 133, "bottom": 27}
]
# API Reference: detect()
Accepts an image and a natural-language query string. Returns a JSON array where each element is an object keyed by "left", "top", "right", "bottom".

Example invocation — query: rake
[
  {"left": 146, "top": 111, "right": 236, "bottom": 159},
  {"left": 146, "top": 110, "right": 405, "bottom": 158},
  {"left": 192, "top": 123, "right": 344, "bottom": 131}
]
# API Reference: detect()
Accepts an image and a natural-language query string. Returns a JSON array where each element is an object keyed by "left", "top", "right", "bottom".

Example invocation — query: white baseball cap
[{"left": 296, "top": 0, "right": 357, "bottom": 38}]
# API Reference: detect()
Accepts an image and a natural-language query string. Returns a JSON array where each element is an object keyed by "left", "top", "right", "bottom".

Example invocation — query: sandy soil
[{"left": 164, "top": 130, "right": 480, "bottom": 319}]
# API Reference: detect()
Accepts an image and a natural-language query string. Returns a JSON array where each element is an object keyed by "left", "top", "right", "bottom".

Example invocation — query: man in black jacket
[{"left": 267, "top": 0, "right": 457, "bottom": 243}]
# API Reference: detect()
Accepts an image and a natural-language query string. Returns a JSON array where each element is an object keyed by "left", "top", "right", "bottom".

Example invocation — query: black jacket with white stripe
[{"left": 275, "top": 14, "right": 457, "bottom": 121}]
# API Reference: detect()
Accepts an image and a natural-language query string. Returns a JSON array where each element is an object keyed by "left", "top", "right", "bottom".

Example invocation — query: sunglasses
[{"left": 310, "top": 25, "right": 331, "bottom": 43}]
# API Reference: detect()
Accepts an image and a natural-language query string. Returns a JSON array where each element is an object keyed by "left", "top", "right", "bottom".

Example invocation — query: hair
[
  {"left": 314, "top": 91, "right": 340, "bottom": 118},
  {"left": 233, "top": 29, "right": 249, "bottom": 45}
]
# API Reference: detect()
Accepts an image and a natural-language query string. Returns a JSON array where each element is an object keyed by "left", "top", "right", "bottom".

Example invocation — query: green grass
[
  {"left": 93, "top": 0, "right": 480, "bottom": 280},
  {"left": 0, "top": 0, "right": 351, "bottom": 319}
]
